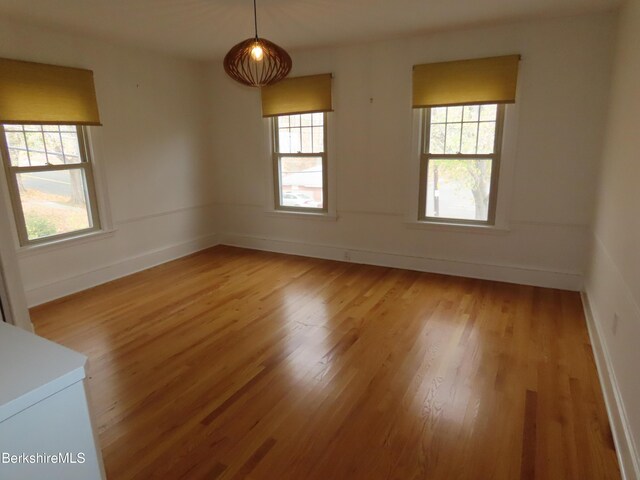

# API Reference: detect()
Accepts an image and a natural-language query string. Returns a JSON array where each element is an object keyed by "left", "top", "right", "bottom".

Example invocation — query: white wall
[
  {"left": 0, "top": 6, "right": 632, "bottom": 473},
  {"left": 0, "top": 14, "right": 617, "bottom": 303},
  {"left": 585, "top": 1, "right": 640, "bottom": 478},
  {"left": 0, "top": 13, "right": 616, "bottom": 305},
  {"left": 207, "top": 14, "right": 615, "bottom": 290},
  {"left": 0, "top": 18, "right": 217, "bottom": 306}
]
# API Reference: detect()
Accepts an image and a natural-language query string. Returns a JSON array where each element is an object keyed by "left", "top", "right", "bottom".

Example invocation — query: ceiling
[{"left": 0, "top": 0, "right": 621, "bottom": 60}]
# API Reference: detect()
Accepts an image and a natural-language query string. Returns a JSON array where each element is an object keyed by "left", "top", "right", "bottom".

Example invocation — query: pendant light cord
[{"left": 253, "top": 0, "right": 259, "bottom": 39}]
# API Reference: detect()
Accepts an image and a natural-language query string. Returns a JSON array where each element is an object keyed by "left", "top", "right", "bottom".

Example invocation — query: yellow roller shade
[
  {"left": 261, "top": 73, "right": 332, "bottom": 117},
  {"left": 412, "top": 55, "right": 520, "bottom": 108},
  {"left": 0, "top": 58, "right": 101, "bottom": 125}
]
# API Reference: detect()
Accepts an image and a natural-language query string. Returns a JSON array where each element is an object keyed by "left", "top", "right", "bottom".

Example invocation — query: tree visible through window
[
  {"left": 419, "top": 104, "right": 504, "bottom": 224},
  {"left": 0, "top": 124, "right": 101, "bottom": 244}
]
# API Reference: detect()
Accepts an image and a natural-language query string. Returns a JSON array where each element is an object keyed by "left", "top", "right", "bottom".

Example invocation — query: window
[
  {"left": 419, "top": 104, "right": 505, "bottom": 225},
  {"left": 272, "top": 112, "right": 327, "bottom": 212},
  {"left": 0, "top": 124, "right": 101, "bottom": 245}
]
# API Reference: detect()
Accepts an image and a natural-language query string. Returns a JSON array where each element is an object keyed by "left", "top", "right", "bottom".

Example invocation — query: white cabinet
[{"left": 0, "top": 322, "right": 106, "bottom": 479}]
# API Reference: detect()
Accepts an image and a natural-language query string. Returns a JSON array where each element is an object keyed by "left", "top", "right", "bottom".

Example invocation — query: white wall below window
[
  {"left": 0, "top": 18, "right": 217, "bottom": 306},
  {"left": 207, "top": 13, "right": 615, "bottom": 291}
]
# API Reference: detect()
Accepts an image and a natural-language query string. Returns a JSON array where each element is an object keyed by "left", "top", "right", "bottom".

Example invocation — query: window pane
[
  {"left": 461, "top": 123, "right": 479, "bottom": 154},
  {"left": 278, "top": 116, "right": 290, "bottom": 128},
  {"left": 44, "top": 132, "right": 62, "bottom": 154},
  {"left": 447, "top": 106, "right": 463, "bottom": 123},
  {"left": 25, "top": 132, "right": 45, "bottom": 150},
  {"left": 480, "top": 104, "right": 497, "bottom": 121},
  {"left": 312, "top": 113, "right": 324, "bottom": 126},
  {"left": 445, "top": 123, "right": 462, "bottom": 154},
  {"left": 425, "top": 159, "right": 493, "bottom": 222},
  {"left": 28, "top": 151, "right": 47, "bottom": 167},
  {"left": 290, "top": 129, "right": 301, "bottom": 153},
  {"left": 301, "top": 127, "right": 313, "bottom": 152},
  {"left": 8, "top": 148, "right": 30, "bottom": 167},
  {"left": 477, "top": 122, "right": 496, "bottom": 154},
  {"left": 278, "top": 127, "right": 300, "bottom": 153},
  {"left": 427, "top": 105, "right": 498, "bottom": 158},
  {"left": 5, "top": 131, "right": 26, "bottom": 149},
  {"left": 463, "top": 105, "right": 480, "bottom": 122},
  {"left": 278, "top": 129, "right": 292, "bottom": 153},
  {"left": 278, "top": 119, "right": 324, "bottom": 153},
  {"left": 277, "top": 115, "right": 324, "bottom": 154},
  {"left": 431, "top": 107, "right": 447, "bottom": 123},
  {"left": 300, "top": 114, "right": 312, "bottom": 127},
  {"left": 312, "top": 127, "right": 324, "bottom": 153},
  {"left": 16, "top": 169, "right": 93, "bottom": 240},
  {"left": 61, "top": 133, "right": 80, "bottom": 156},
  {"left": 429, "top": 124, "right": 445, "bottom": 154},
  {"left": 279, "top": 157, "right": 323, "bottom": 209},
  {"left": 3, "top": 125, "right": 83, "bottom": 166},
  {"left": 24, "top": 132, "right": 46, "bottom": 166}
]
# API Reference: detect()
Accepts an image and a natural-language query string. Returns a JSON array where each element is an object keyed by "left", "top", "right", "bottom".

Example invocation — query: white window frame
[
  {"left": 0, "top": 125, "right": 102, "bottom": 246},
  {"left": 271, "top": 113, "right": 329, "bottom": 214},
  {"left": 418, "top": 104, "right": 505, "bottom": 226}
]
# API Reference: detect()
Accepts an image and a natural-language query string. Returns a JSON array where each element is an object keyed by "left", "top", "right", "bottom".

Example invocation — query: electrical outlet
[{"left": 612, "top": 313, "right": 619, "bottom": 336}]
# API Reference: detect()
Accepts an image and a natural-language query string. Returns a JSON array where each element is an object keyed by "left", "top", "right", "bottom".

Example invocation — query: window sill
[
  {"left": 404, "top": 220, "right": 510, "bottom": 235},
  {"left": 17, "top": 228, "right": 117, "bottom": 258},
  {"left": 264, "top": 210, "right": 338, "bottom": 221}
]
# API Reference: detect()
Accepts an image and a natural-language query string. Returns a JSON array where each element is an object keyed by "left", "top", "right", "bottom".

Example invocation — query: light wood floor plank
[{"left": 31, "top": 246, "right": 620, "bottom": 480}]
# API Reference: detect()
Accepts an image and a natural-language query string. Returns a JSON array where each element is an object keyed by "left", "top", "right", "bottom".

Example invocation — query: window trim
[
  {"left": 0, "top": 125, "right": 102, "bottom": 246},
  {"left": 271, "top": 113, "right": 329, "bottom": 214},
  {"left": 418, "top": 104, "right": 505, "bottom": 226}
]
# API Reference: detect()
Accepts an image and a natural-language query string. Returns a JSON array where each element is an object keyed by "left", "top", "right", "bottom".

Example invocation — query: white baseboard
[
  {"left": 219, "top": 233, "right": 583, "bottom": 290},
  {"left": 581, "top": 291, "right": 640, "bottom": 480},
  {"left": 25, "top": 230, "right": 583, "bottom": 307},
  {"left": 25, "top": 233, "right": 220, "bottom": 307}
]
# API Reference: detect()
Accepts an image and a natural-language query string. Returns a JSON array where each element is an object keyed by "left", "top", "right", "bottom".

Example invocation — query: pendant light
[{"left": 223, "top": 0, "right": 292, "bottom": 87}]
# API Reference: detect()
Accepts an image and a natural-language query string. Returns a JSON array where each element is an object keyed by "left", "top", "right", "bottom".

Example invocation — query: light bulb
[{"left": 250, "top": 43, "right": 264, "bottom": 61}]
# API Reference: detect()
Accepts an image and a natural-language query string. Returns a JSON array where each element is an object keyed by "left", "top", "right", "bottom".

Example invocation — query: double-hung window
[
  {"left": 261, "top": 73, "right": 333, "bottom": 214},
  {"left": 272, "top": 112, "right": 327, "bottom": 212},
  {"left": 419, "top": 104, "right": 505, "bottom": 224},
  {"left": 0, "top": 58, "right": 103, "bottom": 246},
  {"left": 0, "top": 124, "right": 101, "bottom": 245},
  {"left": 412, "top": 55, "right": 520, "bottom": 225}
]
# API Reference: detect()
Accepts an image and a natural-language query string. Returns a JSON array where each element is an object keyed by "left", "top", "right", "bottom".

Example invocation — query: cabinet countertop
[{"left": 0, "top": 322, "right": 87, "bottom": 423}]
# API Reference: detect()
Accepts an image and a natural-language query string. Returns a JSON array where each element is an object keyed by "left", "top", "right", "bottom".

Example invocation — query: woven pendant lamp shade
[{"left": 223, "top": 38, "right": 292, "bottom": 87}]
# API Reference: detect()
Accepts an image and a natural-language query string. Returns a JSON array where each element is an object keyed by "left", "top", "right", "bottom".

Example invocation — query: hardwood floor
[{"left": 31, "top": 246, "right": 620, "bottom": 480}]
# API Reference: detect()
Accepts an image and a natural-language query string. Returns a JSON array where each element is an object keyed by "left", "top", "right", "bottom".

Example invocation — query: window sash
[
  {"left": 0, "top": 125, "right": 102, "bottom": 245},
  {"left": 272, "top": 114, "right": 328, "bottom": 213},
  {"left": 418, "top": 106, "right": 505, "bottom": 225}
]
